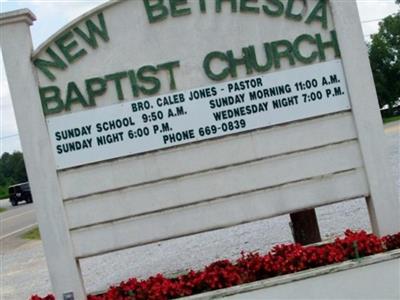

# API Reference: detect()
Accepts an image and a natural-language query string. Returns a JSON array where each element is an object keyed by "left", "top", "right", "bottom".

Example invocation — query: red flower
[
  {"left": 30, "top": 295, "right": 55, "bottom": 300},
  {"left": 30, "top": 230, "right": 400, "bottom": 300},
  {"left": 383, "top": 232, "right": 400, "bottom": 250}
]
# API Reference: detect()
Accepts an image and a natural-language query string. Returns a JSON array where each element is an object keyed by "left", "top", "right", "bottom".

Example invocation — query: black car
[{"left": 8, "top": 182, "right": 32, "bottom": 206}]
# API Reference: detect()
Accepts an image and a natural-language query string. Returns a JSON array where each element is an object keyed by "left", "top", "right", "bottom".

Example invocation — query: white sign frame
[{"left": 0, "top": 1, "right": 398, "bottom": 298}]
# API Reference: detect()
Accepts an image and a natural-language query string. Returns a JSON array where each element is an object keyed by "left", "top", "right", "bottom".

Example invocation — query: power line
[
  {"left": 361, "top": 18, "right": 384, "bottom": 24},
  {"left": 361, "top": 17, "right": 389, "bottom": 38},
  {"left": 0, "top": 134, "right": 19, "bottom": 140}
]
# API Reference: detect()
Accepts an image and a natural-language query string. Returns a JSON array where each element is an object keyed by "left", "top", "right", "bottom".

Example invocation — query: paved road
[{"left": 0, "top": 201, "right": 37, "bottom": 241}]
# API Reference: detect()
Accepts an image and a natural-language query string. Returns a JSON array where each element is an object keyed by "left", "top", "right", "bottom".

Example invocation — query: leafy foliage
[
  {"left": 368, "top": 9, "right": 400, "bottom": 111},
  {"left": 0, "top": 151, "right": 28, "bottom": 197}
]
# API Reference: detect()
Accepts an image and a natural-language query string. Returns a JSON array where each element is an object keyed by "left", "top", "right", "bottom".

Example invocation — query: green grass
[
  {"left": 0, "top": 207, "right": 6, "bottom": 213},
  {"left": 383, "top": 115, "right": 400, "bottom": 124},
  {"left": 21, "top": 226, "right": 41, "bottom": 240}
]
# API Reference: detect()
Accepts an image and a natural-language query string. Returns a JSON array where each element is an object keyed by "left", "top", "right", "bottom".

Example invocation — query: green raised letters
[
  {"left": 170, "top": 0, "right": 191, "bottom": 17},
  {"left": 285, "top": 0, "right": 302, "bottom": 21},
  {"left": 39, "top": 58, "right": 182, "bottom": 115},
  {"left": 240, "top": 0, "right": 260, "bottom": 13},
  {"left": 128, "top": 70, "right": 140, "bottom": 97},
  {"left": 216, "top": 0, "right": 237, "bottom": 13},
  {"left": 140, "top": 0, "right": 329, "bottom": 26},
  {"left": 157, "top": 60, "right": 180, "bottom": 90},
  {"left": 227, "top": 49, "right": 253, "bottom": 77},
  {"left": 105, "top": 72, "right": 128, "bottom": 100},
  {"left": 271, "top": 39, "right": 295, "bottom": 68},
  {"left": 306, "top": 0, "right": 328, "bottom": 29},
  {"left": 55, "top": 31, "right": 87, "bottom": 64},
  {"left": 143, "top": 0, "right": 169, "bottom": 23},
  {"left": 35, "top": 13, "right": 109, "bottom": 81},
  {"left": 39, "top": 86, "right": 64, "bottom": 115},
  {"left": 293, "top": 34, "right": 318, "bottom": 64},
  {"left": 199, "top": 0, "right": 207, "bottom": 13},
  {"left": 85, "top": 77, "right": 107, "bottom": 106},
  {"left": 203, "top": 51, "right": 230, "bottom": 81},
  {"left": 246, "top": 44, "right": 273, "bottom": 72},
  {"left": 262, "top": 0, "right": 284, "bottom": 17},
  {"left": 137, "top": 65, "right": 161, "bottom": 95},
  {"left": 316, "top": 30, "right": 340, "bottom": 61},
  {"left": 73, "top": 12, "right": 110, "bottom": 49},
  {"left": 33, "top": 48, "right": 67, "bottom": 81},
  {"left": 65, "top": 82, "right": 89, "bottom": 111}
]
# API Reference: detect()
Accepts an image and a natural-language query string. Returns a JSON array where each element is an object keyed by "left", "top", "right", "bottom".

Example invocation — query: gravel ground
[{"left": 1, "top": 122, "right": 398, "bottom": 300}]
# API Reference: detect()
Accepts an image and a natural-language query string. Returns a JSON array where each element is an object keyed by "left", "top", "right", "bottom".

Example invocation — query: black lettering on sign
[
  {"left": 163, "top": 129, "right": 195, "bottom": 144},
  {"left": 97, "top": 132, "right": 124, "bottom": 146}
]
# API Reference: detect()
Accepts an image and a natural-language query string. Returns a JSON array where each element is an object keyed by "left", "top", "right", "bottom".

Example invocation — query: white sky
[{"left": 0, "top": 0, "right": 399, "bottom": 154}]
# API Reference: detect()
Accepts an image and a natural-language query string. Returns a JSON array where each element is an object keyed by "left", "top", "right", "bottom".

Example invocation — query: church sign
[{"left": 0, "top": 0, "right": 398, "bottom": 298}]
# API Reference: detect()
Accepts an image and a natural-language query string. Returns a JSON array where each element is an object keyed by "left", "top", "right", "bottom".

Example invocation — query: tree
[
  {"left": 368, "top": 9, "right": 400, "bottom": 111},
  {"left": 0, "top": 151, "right": 28, "bottom": 186}
]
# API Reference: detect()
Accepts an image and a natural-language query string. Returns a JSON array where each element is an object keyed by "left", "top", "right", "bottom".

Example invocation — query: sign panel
[{"left": 48, "top": 59, "right": 350, "bottom": 169}]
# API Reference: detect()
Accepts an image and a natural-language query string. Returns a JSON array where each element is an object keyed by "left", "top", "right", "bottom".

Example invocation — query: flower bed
[{"left": 31, "top": 230, "right": 400, "bottom": 300}]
